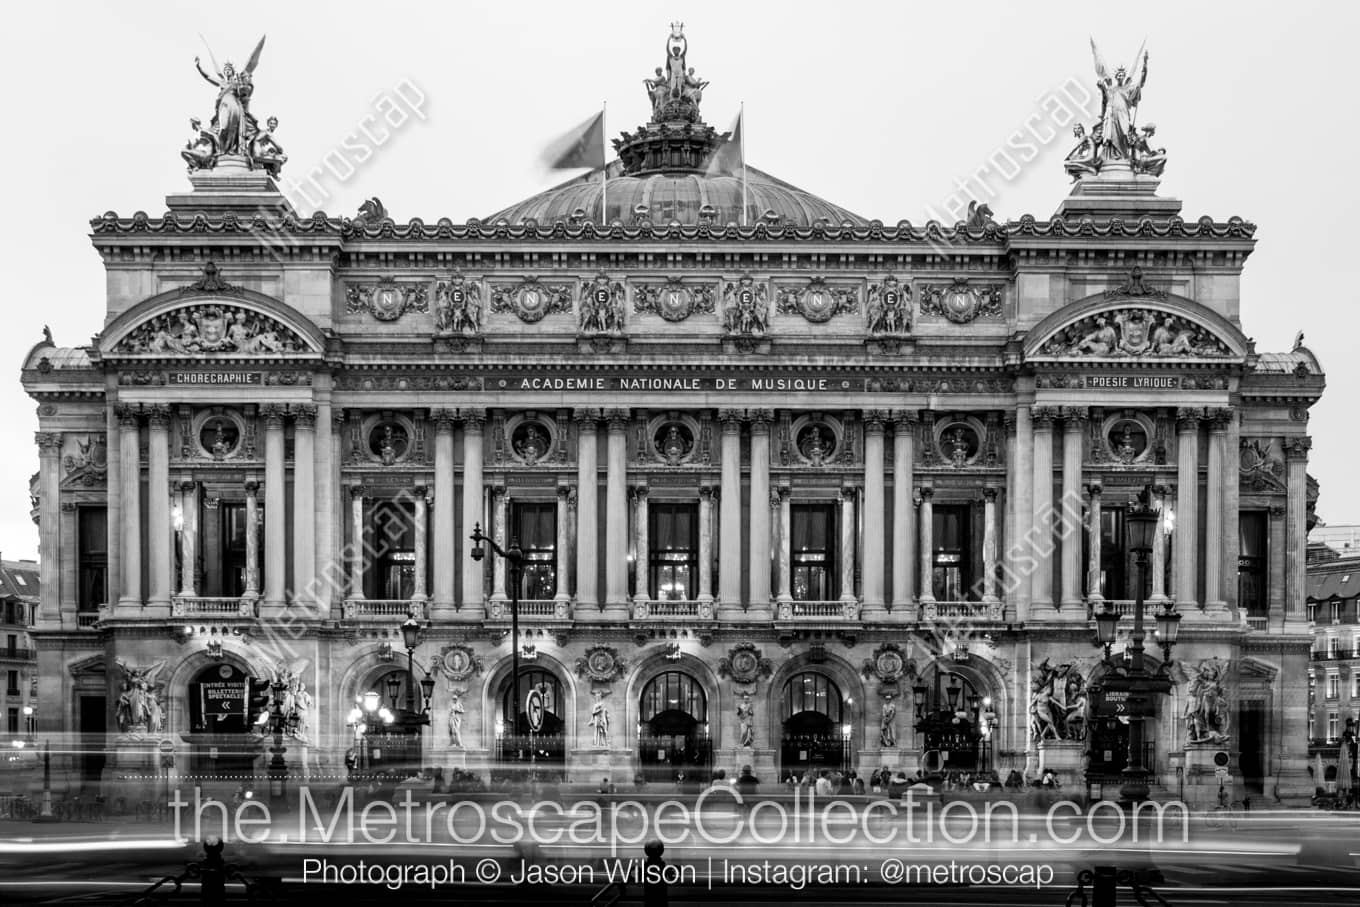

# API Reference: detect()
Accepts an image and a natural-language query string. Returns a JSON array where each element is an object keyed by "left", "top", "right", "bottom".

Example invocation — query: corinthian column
[
  {"left": 244, "top": 480, "right": 260, "bottom": 600},
  {"left": 698, "top": 486, "right": 715, "bottom": 604},
  {"left": 348, "top": 486, "right": 365, "bottom": 600},
  {"left": 603, "top": 409, "right": 630, "bottom": 619},
  {"left": 179, "top": 480, "right": 198, "bottom": 597},
  {"left": 575, "top": 411, "right": 600, "bottom": 613},
  {"left": 840, "top": 486, "right": 857, "bottom": 603},
  {"left": 1204, "top": 409, "right": 1231, "bottom": 618},
  {"left": 747, "top": 411, "right": 773, "bottom": 619},
  {"left": 261, "top": 405, "right": 287, "bottom": 615},
  {"left": 1030, "top": 407, "right": 1057, "bottom": 617},
  {"left": 412, "top": 486, "right": 428, "bottom": 603},
  {"left": 146, "top": 406, "right": 172, "bottom": 614},
  {"left": 1086, "top": 483, "right": 1103, "bottom": 606},
  {"left": 982, "top": 488, "right": 1000, "bottom": 603},
  {"left": 918, "top": 488, "right": 934, "bottom": 604},
  {"left": 1285, "top": 437, "right": 1311, "bottom": 625},
  {"left": 890, "top": 412, "right": 916, "bottom": 620},
  {"left": 632, "top": 486, "right": 649, "bottom": 603},
  {"left": 490, "top": 485, "right": 508, "bottom": 602},
  {"left": 431, "top": 410, "right": 456, "bottom": 618},
  {"left": 861, "top": 411, "right": 886, "bottom": 618},
  {"left": 1150, "top": 484, "right": 1169, "bottom": 603},
  {"left": 291, "top": 405, "right": 317, "bottom": 606},
  {"left": 1012, "top": 405, "right": 1033, "bottom": 621},
  {"left": 459, "top": 410, "right": 486, "bottom": 620},
  {"left": 1174, "top": 409, "right": 1201, "bottom": 610},
  {"left": 1060, "top": 409, "right": 1085, "bottom": 611},
  {"left": 556, "top": 485, "right": 572, "bottom": 604},
  {"left": 776, "top": 487, "right": 792, "bottom": 603},
  {"left": 718, "top": 411, "right": 743, "bottom": 619},
  {"left": 117, "top": 407, "right": 142, "bottom": 609},
  {"left": 35, "top": 433, "right": 62, "bottom": 624}
]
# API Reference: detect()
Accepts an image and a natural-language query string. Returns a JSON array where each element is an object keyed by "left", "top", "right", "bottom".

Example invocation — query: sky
[{"left": 0, "top": 0, "right": 1354, "bottom": 560}]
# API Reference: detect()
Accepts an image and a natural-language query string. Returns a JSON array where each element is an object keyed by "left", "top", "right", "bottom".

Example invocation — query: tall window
[
  {"left": 649, "top": 503, "right": 698, "bottom": 600},
  {"left": 792, "top": 504, "right": 837, "bottom": 601},
  {"left": 932, "top": 505, "right": 973, "bottom": 600},
  {"left": 5, "top": 670, "right": 17, "bottom": 695},
  {"left": 77, "top": 507, "right": 107, "bottom": 611},
  {"left": 1353, "top": 674, "right": 1360, "bottom": 700},
  {"left": 1328, "top": 711, "right": 1340, "bottom": 743},
  {"left": 1329, "top": 635, "right": 1341, "bottom": 658},
  {"left": 1327, "top": 673, "right": 1340, "bottom": 700},
  {"left": 512, "top": 503, "right": 557, "bottom": 598},
  {"left": 221, "top": 503, "right": 250, "bottom": 597},
  {"left": 1332, "top": 601, "right": 1343, "bottom": 624},
  {"left": 372, "top": 501, "right": 416, "bottom": 599},
  {"left": 5, "top": 708, "right": 16, "bottom": 734},
  {"left": 1309, "top": 602, "right": 1320, "bottom": 624},
  {"left": 1089, "top": 507, "right": 1153, "bottom": 600},
  {"left": 1308, "top": 709, "right": 1316, "bottom": 741},
  {"left": 1238, "top": 512, "right": 1267, "bottom": 617}
]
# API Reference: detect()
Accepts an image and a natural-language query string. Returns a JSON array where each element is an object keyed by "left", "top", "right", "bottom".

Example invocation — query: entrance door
[
  {"left": 1087, "top": 717, "right": 1131, "bottom": 777},
  {"left": 1238, "top": 700, "right": 1266, "bottom": 795},
  {"left": 78, "top": 696, "right": 106, "bottom": 790},
  {"left": 637, "top": 672, "right": 710, "bottom": 784},
  {"left": 780, "top": 672, "right": 848, "bottom": 780}
]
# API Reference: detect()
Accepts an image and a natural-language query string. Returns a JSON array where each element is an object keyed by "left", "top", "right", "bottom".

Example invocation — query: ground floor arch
[{"left": 637, "top": 669, "right": 711, "bottom": 784}]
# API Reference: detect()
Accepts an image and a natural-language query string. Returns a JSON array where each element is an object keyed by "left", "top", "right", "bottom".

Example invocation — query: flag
[
  {"left": 542, "top": 110, "right": 605, "bottom": 170},
  {"left": 705, "top": 109, "right": 744, "bottom": 176}
]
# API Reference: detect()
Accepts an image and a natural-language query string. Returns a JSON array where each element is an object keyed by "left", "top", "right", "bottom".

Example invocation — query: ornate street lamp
[
  {"left": 1093, "top": 484, "right": 1180, "bottom": 805},
  {"left": 470, "top": 523, "right": 526, "bottom": 744}
]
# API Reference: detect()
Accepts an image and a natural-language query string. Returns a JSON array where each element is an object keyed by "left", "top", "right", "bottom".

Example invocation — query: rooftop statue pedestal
[
  {"left": 166, "top": 156, "right": 296, "bottom": 216},
  {"left": 1055, "top": 163, "right": 1182, "bottom": 220}
]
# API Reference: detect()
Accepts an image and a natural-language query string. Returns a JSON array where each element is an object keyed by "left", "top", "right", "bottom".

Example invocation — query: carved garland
[
  {"left": 115, "top": 304, "right": 306, "bottom": 354},
  {"left": 576, "top": 646, "right": 627, "bottom": 683},
  {"left": 346, "top": 278, "right": 430, "bottom": 322},
  {"left": 717, "top": 642, "right": 774, "bottom": 684},
  {"left": 634, "top": 279, "right": 716, "bottom": 323},
  {"left": 490, "top": 278, "right": 573, "bottom": 324},
  {"left": 918, "top": 278, "right": 1004, "bottom": 324},
  {"left": 775, "top": 278, "right": 858, "bottom": 323}
]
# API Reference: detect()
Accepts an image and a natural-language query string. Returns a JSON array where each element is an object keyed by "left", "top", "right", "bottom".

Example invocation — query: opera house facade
[{"left": 20, "top": 28, "right": 1323, "bottom": 807}]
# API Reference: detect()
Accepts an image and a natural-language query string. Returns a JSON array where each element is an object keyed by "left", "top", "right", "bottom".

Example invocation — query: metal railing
[
  {"left": 76, "top": 612, "right": 100, "bottom": 628},
  {"left": 1245, "top": 615, "right": 1269, "bottom": 631},
  {"left": 0, "top": 646, "right": 35, "bottom": 660}
]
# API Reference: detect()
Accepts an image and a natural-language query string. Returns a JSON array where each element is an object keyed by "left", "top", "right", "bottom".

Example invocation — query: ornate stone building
[{"left": 21, "top": 28, "right": 1324, "bottom": 805}]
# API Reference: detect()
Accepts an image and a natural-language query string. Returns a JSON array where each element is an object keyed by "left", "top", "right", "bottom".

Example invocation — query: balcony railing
[
  {"left": 76, "top": 612, "right": 101, "bottom": 629},
  {"left": 921, "top": 600, "right": 1004, "bottom": 621},
  {"left": 341, "top": 599, "right": 426, "bottom": 621},
  {"left": 1246, "top": 615, "right": 1269, "bottom": 632},
  {"left": 171, "top": 596, "right": 256, "bottom": 618},
  {"left": 776, "top": 600, "right": 859, "bottom": 621},
  {"left": 631, "top": 599, "right": 715, "bottom": 621},
  {"left": 487, "top": 599, "right": 571, "bottom": 621},
  {"left": 0, "top": 647, "right": 35, "bottom": 660}
]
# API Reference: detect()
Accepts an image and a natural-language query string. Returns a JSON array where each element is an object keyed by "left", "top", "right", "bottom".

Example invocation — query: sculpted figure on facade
[
  {"left": 115, "top": 661, "right": 166, "bottom": 734},
  {"left": 580, "top": 275, "right": 626, "bottom": 336},
  {"left": 880, "top": 694, "right": 898, "bottom": 748},
  {"left": 448, "top": 687, "right": 466, "bottom": 748},
  {"left": 1041, "top": 308, "right": 1230, "bottom": 359},
  {"left": 589, "top": 689, "right": 612, "bottom": 748},
  {"left": 736, "top": 691, "right": 755, "bottom": 748},
  {"left": 190, "top": 36, "right": 283, "bottom": 174},
  {"left": 1184, "top": 658, "right": 1231, "bottom": 745},
  {"left": 1063, "top": 40, "right": 1166, "bottom": 179},
  {"left": 118, "top": 304, "right": 303, "bottom": 355},
  {"left": 1029, "top": 659, "right": 1086, "bottom": 742},
  {"left": 435, "top": 274, "right": 483, "bottom": 336},
  {"left": 181, "top": 118, "right": 219, "bottom": 171},
  {"left": 866, "top": 277, "right": 910, "bottom": 336},
  {"left": 722, "top": 277, "right": 769, "bottom": 336}
]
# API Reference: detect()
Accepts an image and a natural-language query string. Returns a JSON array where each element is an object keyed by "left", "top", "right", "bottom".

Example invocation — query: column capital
[
  {"left": 840, "top": 484, "right": 859, "bottom": 501},
  {"left": 1269, "top": 503, "right": 1286, "bottom": 517},
  {"left": 630, "top": 485, "right": 649, "bottom": 502},
  {"left": 863, "top": 410, "right": 887, "bottom": 433},
  {"left": 1084, "top": 481, "right": 1103, "bottom": 497},
  {"left": 917, "top": 486, "right": 933, "bottom": 502},
  {"left": 982, "top": 487, "right": 999, "bottom": 502},
  {"left": 146, "top": 404, "right": 172, "bottom": 427},
  {"left": 244, "top": 479, "right": 259, "bottom": 494},
  {"left": 261, "top": 404, "right": 287, "bottom": 428},
  {"left": 432, "top": 408, "right": 457, "bottom": 431},
  {"left": 749, "top": 409, "right": 773, "bottom": 432},
  {"left": 349, "top": 484, "right": 367, "bottom": 499},
  {"left": 604, "top": 408, "right": 630, "bottom": 432},
  {"left": 114, "top": 404, "right": 140, "bottom": 427},
  {"left": 1002, "top": 411, "right": 1017, "bottom": 432},
  {"left": 1031, "top": 406, "right": 1059, "bottom": 428},
  {"left": 290, "top": 404, "right": 318, "bottom": 429},
  {"left": 718, "top": 409, "right": 743, "bottom": 431},
  {"left": 1060, "top": 406, "right": 1087, "bottom": 428},
  {"left": 1206, "top": 407, "right": 1234, "bottom": 430},
  {"left": 34, "top": 432, "right": 62, "bottom": 454},
  {"left": 572, "top": 407, "right": 602, "bottom": 427},
  {"left": 459, "top": 408, "right": 487, "bottom": 430},
  {"left": 698, "top": 485, "right": 716, "bottom": 501},
  {"left": 1284, "top": 436, "right": 1312, "bottom": 461},
  {"left": 332, "top": 408, "right": 347, "bottom": 429},
  {"left": 1151, "top": 483, "right": 1172, "bottom": 498},
  {"left": 890, "top": 409, "right": 918, "bottom": 429},
  {"left": 557, "top": 483, "right": 573, "bottom": 500},
  {"left": 412, "top": 484, "right": 428, "bottom": 499},
  {"left": 1175, "top": 407, "right": 1203, "bottom": 431},
  {"left": 179, "top": 479, "right": 198, "bottom": 494},
  {"left": 777, "top": 484, "right": 791, "bottom": 501}
]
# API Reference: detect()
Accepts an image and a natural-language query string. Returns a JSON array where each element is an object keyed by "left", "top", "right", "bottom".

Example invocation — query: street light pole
[{"left": 470, "top": 524, "right": 524, "bottom": 762}]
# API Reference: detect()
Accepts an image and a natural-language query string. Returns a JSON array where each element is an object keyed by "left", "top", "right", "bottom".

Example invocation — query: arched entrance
[
  {"left": 638, "top": 671, "right": 711, "bottom": 784},
  {"left": 349, "top": 668, "right": 425, "bottom": 774},
  {"left": 780, "top": 672, "right": 848, "bottom": 779},
  {"left": 913, "top": 667, "right": 990, "bottom": 773},
  {"left": 184, "top": 663, "right": 260, "bottom": 777},
  {"left": 494, "top": 668, "right": 566, "bottom": 782}
]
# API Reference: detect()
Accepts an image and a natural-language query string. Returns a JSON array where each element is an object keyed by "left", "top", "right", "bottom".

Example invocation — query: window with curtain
[
  {"left": 932, "top": 505, "right": 973, "bottom": 600},
  {"left": 1238, "top": 512, "right": 1267, "bottom": 617},
  {"left": 649, "top": 503, "right": 698, "bottom": 600},
  {"left": 77, "top": 507, "right": 107, "bottom": 612},
  {"left": 512, "top": 502, "right": 557, "bottom": 598},
  {"left": 792, "top": 504, "right": 836, "bottom": 601}
]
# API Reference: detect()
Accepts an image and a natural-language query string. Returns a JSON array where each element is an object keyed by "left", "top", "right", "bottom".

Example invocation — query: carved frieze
[
  {"left": 490, "top": 277, "right": 573, "bottom": 323},
  {"left": 579, "top": 274, "right": 626, "bottom": 335},
  {"left": 434, "top": 271, "right": 482, "bottom": 336},
  {"left": 62, "top": 434, "right": 108, "bottom": 486},
  {"left": 866, "top": 275, "right": 911, "bottom": 336},
  {"left": 116, "top": 304, "right": 305, "bottom": 354},
  {"left": 918, "top": 277, "right": 1004, "bottom": 324},
  {"left": 721, "top": 275, "right": 770, "bottom": 337},
  {"left": 1240, "top": 439, "right": 1286, "bottom": 492},
  {"left": 717, "top": 642, "right": 774, "bottom": 684},
  {"left": 346, "top": 278, "right": 430, "bottom": 322},
  {"left": 1039, "top": 308, "right": 1231, "bottom": 358},
  {"left": 633, "top": 278, "right": 716, "bottom": 323},
  {"left": 775, "top": 277, "right": 857, "bottom": 323}
]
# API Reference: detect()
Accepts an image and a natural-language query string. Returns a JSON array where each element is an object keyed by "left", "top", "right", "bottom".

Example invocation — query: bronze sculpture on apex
[
  {"left": 1065, "top": 39, "right": 1166, "bottom": 181},
  {"left": 183, "top": 35, "right": 287, "bottom": 176}
]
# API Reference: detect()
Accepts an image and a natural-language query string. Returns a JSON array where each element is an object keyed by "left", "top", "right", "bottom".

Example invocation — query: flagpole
[
  {"left": 740, "top": 102, "right": 747, "bottom": 228},
  {"left": 600, "top": 101, "right": 608, "bottom": 227}
]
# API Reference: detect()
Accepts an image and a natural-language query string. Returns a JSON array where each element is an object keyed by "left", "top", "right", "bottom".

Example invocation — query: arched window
[
  {"left": 500, "top": 668, "right": 564, "bottom": 736},
  {"left": 640, "top": 671, "right": 707, "bottom": 723},
  {"left": 781, "top": 672, "right": 844, "bottom": 724}
]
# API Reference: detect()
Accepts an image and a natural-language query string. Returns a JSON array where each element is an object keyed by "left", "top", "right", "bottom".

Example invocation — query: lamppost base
[{"left": 1119, "top": 770, "right": 1152, "bottom": 805}]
